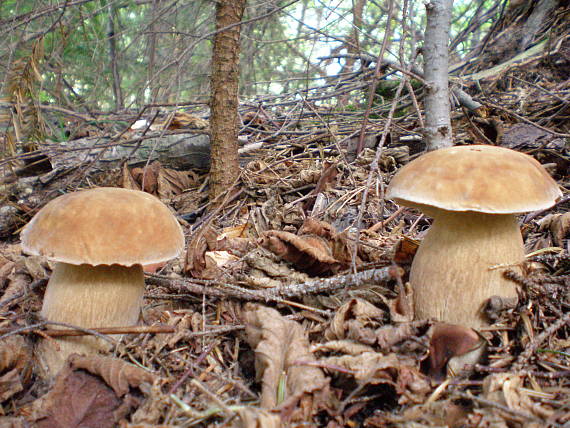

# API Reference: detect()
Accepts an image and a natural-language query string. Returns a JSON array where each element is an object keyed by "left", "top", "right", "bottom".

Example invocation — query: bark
[
  {"left": 107, "top": 2, "right": 123, "bottom": 111},
  {"left": 423, "top": 0, "right": 453, "bottom": 151},
  {"left": 147, "top": 0, "right": 160, "bottom": 104},
  {"left": 209, "top": 0, "right": 246, "bottom": 200},
  {"left": 518, "top": 0, "right": 558, "bottom": 52}
]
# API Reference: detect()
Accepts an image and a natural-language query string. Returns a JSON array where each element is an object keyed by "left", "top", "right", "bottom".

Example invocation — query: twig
[
  {"left": 523, "top": 196, "right": 570, "bottom": 223},
  {"left": 0, "top": 279, "right": 47, "bottom": 311},
  {"left": 512, "top": 310, "right": 570, "bottom": 371},
  {"left": 484, "top": 101, "right": 570, "bottom": 137},
  {"left": 452, "top": 391, "right": 560, "bottom": 427},
  {"left": 0, "top": 323, "right": 176, "bottom": 337},
  {"left": 0, "top": 321, "right": 115, "bottom": 344},
  {"left": 148, "top": 266, "right": 400, "bottom": 302},
  {"left": 261, "top": 266, "right": 402, "bottom": 299}
]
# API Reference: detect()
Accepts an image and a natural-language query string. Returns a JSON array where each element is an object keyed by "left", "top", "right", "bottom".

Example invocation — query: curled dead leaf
[
  {"left": 235, "top": 407, "right": 282, "bottom": 428},
  {"left": 69, "top": 354, "right": 156, "bottom": 397},
  {"left": 482, "top": 373, "right": 554, "bottom": 420},
  {"left": 298, "top": 217, "right": 355, "bottom": 265},
  {"left": 242, "top": 304, "right": 329, "bottom": 411},
  {"left": 184, "top": 226, "right": 219, "bottom": 278},
  {"left": 0, "top": 335, "right": 31, "bottom": 403},
  {"left": 32, "top": 365, "right": 124, "bottom": 428},
  {"left": 0, "top": 416, "right": 27, "bottom": 428},
  {"left": 539, "top": 212, "right": 570, "bottom": 247},
  {"left": 324, "top": 298, "right": 384, "bottom": 341},
  {"left": 261, "top": 230, "right": 341, "bottom": 275},
  {"left": 321, "top": 351, "right": 430, "bottom": 400}
]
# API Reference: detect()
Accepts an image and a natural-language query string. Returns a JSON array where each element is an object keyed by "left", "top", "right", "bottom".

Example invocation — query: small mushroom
[
  {"left": 387, "top": 145, "right": 562, "bottom": 328},
  {"left": 427, "top": 323, "right": 486, "bottom": 380},
  {"left": 21, "top": 187, "right": 185, "bottom": 375}
]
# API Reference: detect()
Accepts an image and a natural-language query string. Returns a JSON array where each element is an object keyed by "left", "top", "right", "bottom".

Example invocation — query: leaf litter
[{"left": 1, "top": 35, "right": 570, "bottom": 428}]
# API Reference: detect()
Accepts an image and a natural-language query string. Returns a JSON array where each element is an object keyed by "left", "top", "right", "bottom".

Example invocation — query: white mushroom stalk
[
  {"left": 411, "top": 211, "right": 522, "bottom": 327},
  {"left": 21, "top": 187, "right": 185, "bottom": 377},
  {"left": 39, "top": 263, "right": 144, "bottom": 373},
  {"left": 387, "top": 145, "right": 562, "bottom": 329}
]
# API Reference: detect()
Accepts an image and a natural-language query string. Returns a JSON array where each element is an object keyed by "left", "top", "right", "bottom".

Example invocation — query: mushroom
[
  {"left": 21, "top": 187, "right": 185, "bottom": 375},
  {"left": 386, "top": 145, "right": 562, "bottom": 328}
]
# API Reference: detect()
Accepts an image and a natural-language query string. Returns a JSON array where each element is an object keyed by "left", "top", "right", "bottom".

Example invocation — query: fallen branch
[{"left": 0, "top": 323, "right": 175, "bottom": 339}]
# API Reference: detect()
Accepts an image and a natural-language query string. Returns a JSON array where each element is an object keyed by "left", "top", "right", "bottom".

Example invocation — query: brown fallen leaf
[
  {"left": 539, "top": 212, "right": 570, "bottom": 247},
  {"left": 0, "top": 254, "right": 15, "bottom": 287},
  {"left": 0, "top": 335, "right": 30, "bottom": 373},
  {"left": 324, "top": 298, "right": 385, "bottom": 341},
  {"left": 261, "top": 230, "right": 341, "bottom": 276},
  {"left": 321, "top": 351, "right": 430, "bottom": 402},
  {"left": 482, "top": 373, "right": 554, "bottom": 420},
  {"left": 185, "top": 226, "right": 220, "bottom": 278},
  {"left": 0, "top": 335, "right": 31, "bottom": 403},
  {"left": 298, "top": 217, "right": 354, "bottom": 265},
  {"left": 69, "top": 354, "right": 156, "bottom": 397},
  {"left": 235, "top": 407, "right": 282, "bottom": 428},
  {"left": 130, "top": 162, "right": 160, "bottom": 195},
  {"left": 33, "top": 367, "right": 123, "bottom": 428},
  {"left": 0, "top": 369, "right": 23, "bottom": 403},
  {"left": 242, "top": 304, "right": 329, "bottom": 413},
  {"left": 156, "top": 166, "right": 198, "bottom": 200},
  {"left": 122, "top": 162, "right": 141, "bottom": 191},
  {"left": 302, "top": 161, "right": 339, "bottom": 212},
  {"left": 0, "top": 416, "right": 27, "bottom": 428},
  {"left": 166, "top": 111, "right": 209, "bottom": 130},
  {"left": 313, "top": 340, "right": 376, "bottom": 356}
]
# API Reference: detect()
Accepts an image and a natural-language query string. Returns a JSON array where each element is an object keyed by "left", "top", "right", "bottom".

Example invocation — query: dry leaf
[
  {"left": 185, "top": 226, "right": 219, "bottom": 278},
  {"left": 234, "top": 407, "right": 282, "bottom": 428},
  {"left": 122, "top": 163, "right": 141, "bottom": 191},
  {"left": 242, "top": 304, "right": 329, "bottom": 410},
  {"left": 130, "top": 162, "right": 160, "bottom": 195},
  {"left": 483, "top": 373, "right": 554, "bottom": 419},
  {"left": 313, "top": 340, "right": 376, "bottom": 356},
  {"left": 0, "top": 369, "right": 23, "bottom": 403},
  {"left": 130, "top": 382, "right": 168, "bottom": 425},
  {"left": 261, "top": 230, "right": 341, "bottom": 276},
  {"left": 324, "top": 298, "right": 384, "bottom": 341},
  {"left": 157, "top": 167, "right": 196, "bottom": 200},
  {"left": 374, "top": 321, "right": 425, "bottom": 351},
  {"left": 0, "top": 335, "right": 30, "bottom": 403},
  {"left": 0, "top": 335, "right": 30, "bottom": 373},
  {"left": 0, "top": 254, "right": 15, "bottom": 287},
  {"left": 166, "top": 112, "right": 208, "bottom": 130},
  {"left": 69, "top": 354, "right": 156, "bottom": 397},
  {"left": 0, "top": 416, "right": 26, "bottom": 428},
  {"left": 1, "top": 272, "right": 30, "bottom": 307},
  {"left": 539, "top": 212, "right": 570, "bottom": 247},
  {"left": 321, "top": 352, "right": 430, "bottom": 401},
  {"left": 298, "top": 218, "right": 354, "bottom": 265},
  {"left": 242, "top": 248, "right": 311, "bottom": 287},
  {"left": 34, "top": 367, "right": 122, "bottom": 428}
]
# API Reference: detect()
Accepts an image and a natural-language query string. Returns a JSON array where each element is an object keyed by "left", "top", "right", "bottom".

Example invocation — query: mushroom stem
[
  {"left": 39, "top": 262, "right": 144, "bottom": 375},
  {"left": 411, "top": 211, "right": 522, "bottom": 328}
]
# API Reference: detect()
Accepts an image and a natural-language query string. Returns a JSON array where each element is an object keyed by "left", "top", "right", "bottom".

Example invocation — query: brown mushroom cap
[
  {"left": 387, "top": 145, "right": 562, "bottom": 214},
  {"left": 21, "top": 187, "right": 184, "bottom": 266}
]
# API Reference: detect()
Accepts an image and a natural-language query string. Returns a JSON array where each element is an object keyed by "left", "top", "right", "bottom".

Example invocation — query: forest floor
[{"left": 1, "top": 36, "right": 570, "bottom": 428}]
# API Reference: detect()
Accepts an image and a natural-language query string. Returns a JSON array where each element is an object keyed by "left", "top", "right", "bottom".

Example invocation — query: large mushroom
[
  {"left": 21, "top": 187, "right": 185, "bottom": 375},
  {"left": 386, "top": 145, "right": 562, "bottom": 328}
]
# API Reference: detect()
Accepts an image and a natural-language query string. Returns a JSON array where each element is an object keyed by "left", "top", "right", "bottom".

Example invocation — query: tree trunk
[
  {"left": 423, "top": 0, "right": 453, "bottom": 151},
  {"left": 107, "top": 2, "right": 123, "bottom": 111},
  {"left": 209, "top": 0, "right": 246, "bottom": 200}
]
